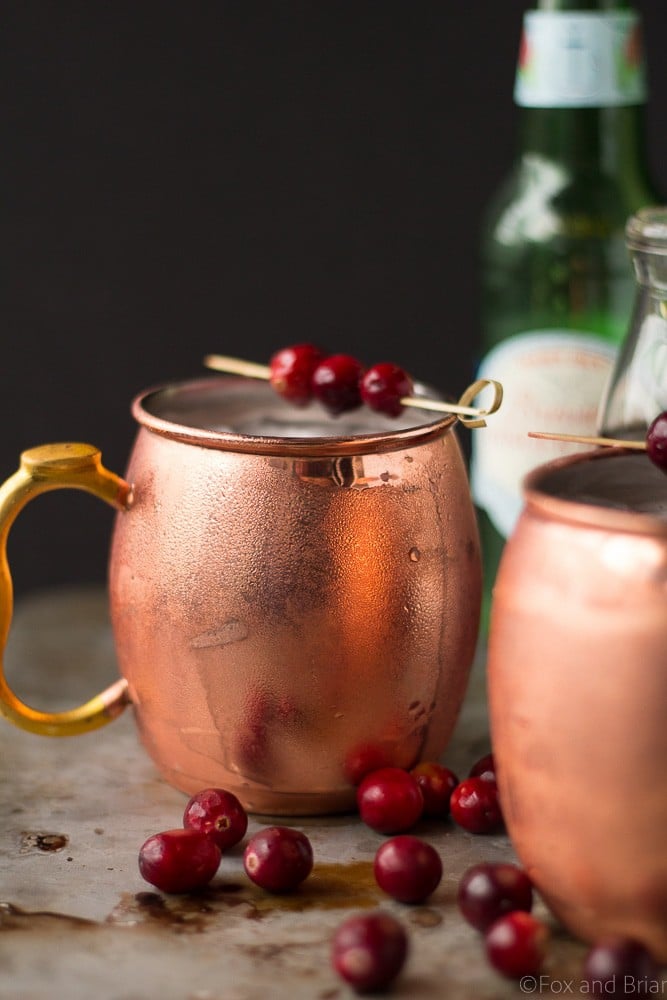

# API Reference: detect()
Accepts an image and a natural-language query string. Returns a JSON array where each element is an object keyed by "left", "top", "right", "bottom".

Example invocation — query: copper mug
[
  {"left": 0, "top": 376, "right": 481, "bottom": 815},
  {"left": 487, "top": 448, "right": 667, "bottom": 959}
]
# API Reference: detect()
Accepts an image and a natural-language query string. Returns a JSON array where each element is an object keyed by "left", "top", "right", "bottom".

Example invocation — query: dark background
[{"left": 3, "top": 1, "right": 666, "bottom": 595}]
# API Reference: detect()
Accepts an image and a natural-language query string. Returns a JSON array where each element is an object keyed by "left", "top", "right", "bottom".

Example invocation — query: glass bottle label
[
  {"left": 470, "top": 330, "right": 616, "bottom": 539},
  {"left": 515, "top": 12, "right": 647, "bottom": 108}
]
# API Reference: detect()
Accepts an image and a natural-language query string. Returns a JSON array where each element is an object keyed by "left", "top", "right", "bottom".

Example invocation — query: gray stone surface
[{"left": 0, "top": 587, "right": 589, "bottom": 999}]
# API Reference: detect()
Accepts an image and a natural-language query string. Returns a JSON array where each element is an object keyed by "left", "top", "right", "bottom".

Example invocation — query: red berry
[
  {"left": 360, "top": 362, "right": 414, "bottom": 417},
  {"left": 485, "top": 911, "right": 549, "bottom": 979},
  {"left": 450, "top": 777, "right": 503, "bottom": 834},
  {"left": 138, "top": 828, "right": 221, "bottom": 894},
  {"left": 583, "top": 938, "right": 660, "bottom": 998},
  {"left": 183, "top": 788, "right": 248, "bottom": 851},
  {"left": 311, "top": 354, "right": 365, "bottom": 415},
  {"left": 468, "top": 752, "right": 497, "bottom": 784},
  {"left": 646, "top": 411, "right": 667, "bottom": 471},
  {"left": 374, "top": 835, "right": 442, "bottom": 904},
  {"left": 332, "top": 911, "right": 408, "bottom": 993},
  {"left": 268, "top": 343, "right": 324, "bottom": 406},
  {"left": 457, "top": 862, "right": 533, "bottom": 931},
  {"left": 410, "top": 762, "right": 459, "bottom": 818},
  {"left": 243, "top": 826, "right": 313, "bottom": 892},
  {"left": 344, "top": 743, "right": 394, "bottom": 786},
  {"left": 357, "top": 767, "right": 424, "bottom": 835}
]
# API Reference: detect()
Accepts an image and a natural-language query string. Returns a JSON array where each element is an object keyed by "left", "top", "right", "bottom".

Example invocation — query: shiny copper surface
[
  {"left": 488, "top": 449, "right": 667, "bottom": 958},
  {"left": 109, "top": 377, "right": 481, "bottom": 814}
]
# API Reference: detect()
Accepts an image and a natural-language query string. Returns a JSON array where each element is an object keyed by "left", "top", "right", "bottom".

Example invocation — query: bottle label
[
  {"left": 515, "top": 12, "right": 647, "bottom": 108},
  {"left": 470, "top": 330, "right": 616, "bottom": 539}
]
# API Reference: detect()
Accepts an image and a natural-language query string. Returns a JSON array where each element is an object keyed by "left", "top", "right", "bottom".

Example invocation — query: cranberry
[
  {"left": 485, "top": 911, "right": 549, "bottom": 979},
  {"left": 450, "top": 777, "right": 503, "bottom": 834},
  {"left": 360, "top": 362, "right": 414, "bottom": 417},
  {"left": 331, "top": 911, "right": 408, "bottom": 993},
  {"left": 311, "top": 354, "right": 365, "bottom": 415},
  {"left": 243, "top": 826, "right": 313, "bottom": 892},
  {"left": 268, "top": 343, "right": 324, "bottom": 406},
  {"left": 646, "top": 411, "right": 667, "bottom": 471},
  {"left": 183, "top": 788, "right": 248, "bottom": 851},
  {"left": 357, "top": 767, "right": 424, "bottom": 835},
  {"left": 410, "top": 761, "right": 459, "bottom": 818},
  {"left": 374, "top": 835, "right": 442, "bottom": 904},
  {"left": 582, "top": 937, "right": 660, "bottom": 998},
  {"left": 138, "top": 828, "right": 221, "bottom": 894},
  {"left": 468, "top": 752, "right": 496, "bottom": 783},
  {"left": 457, "top": 862, "right": 533, "bottom": 931},
  {"left": 344, "top": 743, "right": 394, "bottom": 786}
]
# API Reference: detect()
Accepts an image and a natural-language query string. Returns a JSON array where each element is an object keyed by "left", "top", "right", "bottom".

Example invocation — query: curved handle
[{"left": 0, "top": 443, "right": 132, "bottom": 736}]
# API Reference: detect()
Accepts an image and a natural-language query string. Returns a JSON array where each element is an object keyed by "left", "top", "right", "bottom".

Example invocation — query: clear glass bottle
[
  {"left": 471, "top": 0, "right": 660, "bottom": 631},
  {"left": 598, "top": 207, "right": 667, "bottom": 438}
]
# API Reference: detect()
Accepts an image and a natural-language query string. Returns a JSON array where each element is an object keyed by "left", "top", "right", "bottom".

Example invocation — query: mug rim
[
  {"left": 131, "top": 375, "right": 458, "bottom": 457},
  {"left": 522, "top": 447, "right": 667, "bottom": 537}
]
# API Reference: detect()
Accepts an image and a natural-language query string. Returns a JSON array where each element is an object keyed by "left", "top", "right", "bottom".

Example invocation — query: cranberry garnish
[
  {"left": 356, "top": 767, "right": 424, "bottom": 835},
  {"left": 331, "top": 911, "right": 408, "bottom": 993},
  {"left": 468, "top": 752, "right": 496, "bottom": 783},
  {"left": 360, "top": 362, "right": 414, "bottom": 417},
  {"left": 410, "top": 761, "right": 459, "bottom": 818},
  {"left": 484, "top": 911, "right": 549, "bottom": 979},
  {"left": 268, "top": 343, "right": 324, "bottom": 406},
  {"left": 450, "top": 777, "right": 503, "bottom": 834},
  {"left": 183, "top": 788, "right": 248, "bottom": 852},
  {"left": 646, "top": 411, "right": 667, "bottom": 472},
  {"left": 243, "top": 826, "right": 313, "bottom": 892},
  {"left": 374, "top": 835, "right": 442, "bottom": 904},
  {"left": 344, "top": 743, "right": 393, "bottom": 786},
  {"left": 138, "top": 828, "right": 221, "bottom": 894},
  {"left": 457, "top": 862, "right": 533, "bottom": 931},
  {"left": 582, "top": 937, "right": 660, "bottom": 998},
  {"left": 311, "top": 354, "right": 365, "bottom": 415}
]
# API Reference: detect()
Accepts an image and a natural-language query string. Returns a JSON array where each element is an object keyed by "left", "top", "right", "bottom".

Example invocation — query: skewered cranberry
[
  {"left": 138, "top": 828, "right": 222, "bottom": 894},
  {"left": 468, "top": 752, "right": 496, "bottom": 783},
  {"left": 646, "top": 411, "right": 667, "bottom": 471},
  {"left": 268, "top": 343, "right": 324, "bottom": 406},
  {"left": 457, "top": 862, "right": 533, "bottom": 931},
  {"left": 360, "top": 362, "right": 414, "bottom": 417},
  {"left": 331, "top": 911, "right": 408, "bottom": 993},
  {"left": 243, "top": 826, "right": 313, "bottom": 892},
  {"left": 582, "top": 937, "right": 660, "bottom": 998},
  {"left": 374, "top": 835, "right": 442, "bottom": 903},
  {"left": 357, "top": 767, "right": 424, "bottom": 835},
  {"left": 410, "top": 761, "right": 459, "bottom": 818},
  {"left": 485, "top": 911, "right": 549, "bottom": 979},
  {"left": 183, "top": 788, "right": 248, "bottom": 851},
  {"left": 311, "top": 354, "right": 365, "bottom": 415},
  {"left": 450, "top": 777, "right": 503, "bottom": 834}
]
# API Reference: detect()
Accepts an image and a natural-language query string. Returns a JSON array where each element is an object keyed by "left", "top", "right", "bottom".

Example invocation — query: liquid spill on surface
[
  {"left": 19, "top": 831, "right": 69, "bottom": 853},
  {"left": 106, "top": 860, "right": 381, "bottom": 931}
]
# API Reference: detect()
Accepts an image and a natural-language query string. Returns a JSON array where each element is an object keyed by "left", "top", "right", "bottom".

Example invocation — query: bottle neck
[{"left": 517, "top": 105, "right": 650, "bottom": 179}]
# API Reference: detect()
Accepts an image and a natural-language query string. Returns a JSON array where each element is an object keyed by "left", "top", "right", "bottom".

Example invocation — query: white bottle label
[
  {"left": 515, "top": 12, "right": 647, "bottom": 108},
  {"left": 470, "top": 330, "right": 616, "bottom": 538}
]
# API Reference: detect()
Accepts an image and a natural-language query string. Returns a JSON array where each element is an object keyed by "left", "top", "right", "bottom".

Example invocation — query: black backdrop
[{"left": 3, "top": 1, "right": 666, "bottom": 594}]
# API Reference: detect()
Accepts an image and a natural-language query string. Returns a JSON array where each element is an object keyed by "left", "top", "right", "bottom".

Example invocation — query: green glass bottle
[{"left": 471, "top": 0, "right": 659, "bottom": 631}]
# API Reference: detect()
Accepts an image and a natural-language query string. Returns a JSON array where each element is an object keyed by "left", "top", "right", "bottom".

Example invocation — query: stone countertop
[{"left": 0, "top": 587, "right": 589, "bottom": 1000}]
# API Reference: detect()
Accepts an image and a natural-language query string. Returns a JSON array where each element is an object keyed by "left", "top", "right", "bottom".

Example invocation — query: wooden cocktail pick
[
  {"left": 529, "top": 416, "right": 667, "bottom": 472},
  {"left": 203, "top": 353, "right": 503, "bottom": 428}
]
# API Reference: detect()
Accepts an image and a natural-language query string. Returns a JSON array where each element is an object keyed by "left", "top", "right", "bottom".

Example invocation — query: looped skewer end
[{"left": 456, "top": 379, "right": 504, "bottom": 428}]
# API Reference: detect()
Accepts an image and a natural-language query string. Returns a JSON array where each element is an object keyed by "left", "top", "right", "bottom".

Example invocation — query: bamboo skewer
[
  {"left": 528, "top": 431, "right": 646, "bottom": 451},
  {"left": 203, "top": 354, "right": 503, "bottom": 428}
]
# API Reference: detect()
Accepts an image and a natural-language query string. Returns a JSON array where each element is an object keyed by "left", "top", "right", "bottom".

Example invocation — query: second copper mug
[
  {"left": 488, "top": 448, "right": 667, "bottom": 959},
  {"left": 0, "top": 376, "right": 481, "bottom": 815}
]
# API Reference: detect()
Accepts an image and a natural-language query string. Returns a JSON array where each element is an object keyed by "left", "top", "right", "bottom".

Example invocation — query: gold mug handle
[{"left": 0, "top": 443, "right": 132, "bottom": 736}]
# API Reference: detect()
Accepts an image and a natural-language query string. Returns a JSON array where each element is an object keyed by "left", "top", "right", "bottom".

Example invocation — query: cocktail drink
[
  {"left": 0, "top": 375, "right": 482, "bottom": 815},
  {"left": 488, "top": 448, "right": 667, "bottom": 958}
]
